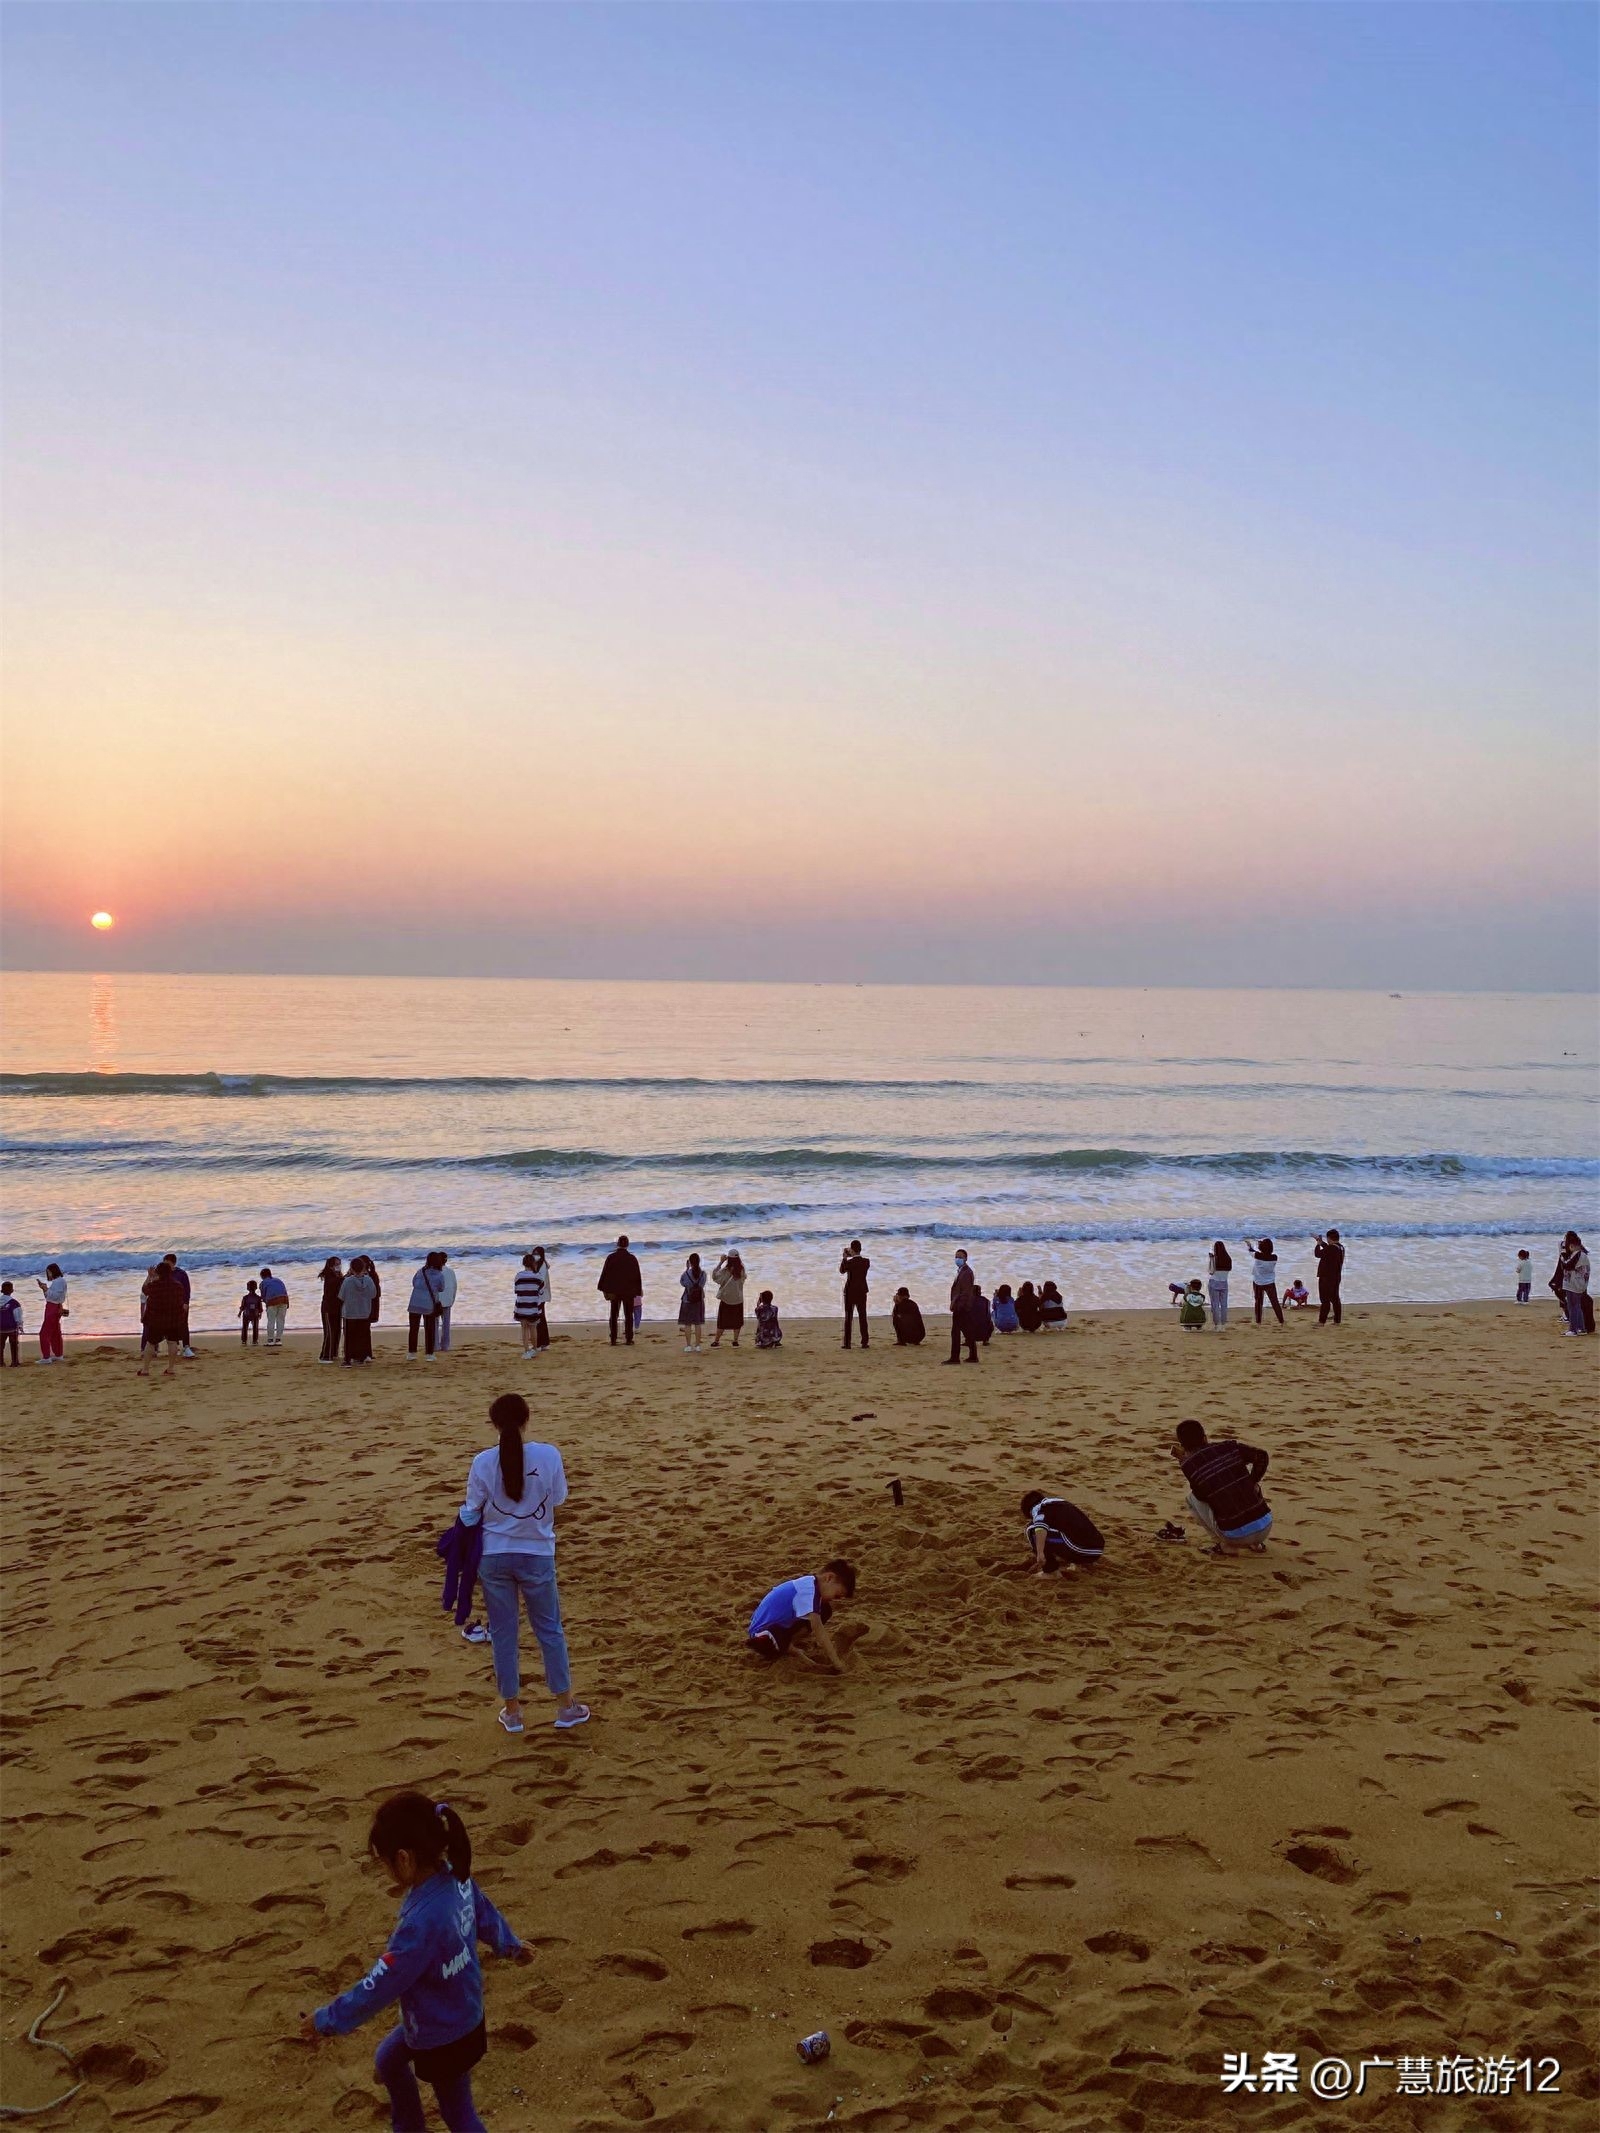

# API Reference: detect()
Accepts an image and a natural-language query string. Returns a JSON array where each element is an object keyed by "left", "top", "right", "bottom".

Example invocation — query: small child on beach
[
  {"left": 1178, "top": 1279, "right": 1207, "bottom": 1329},
  {"left": 0, "top": 1282, "right": 21, "bottom": 1366},
  {"left": 747, "top": 1560, "right": 858, "bottom": 1671},
  {"left": 754, "top": 1291, "right": 782, "bottom": 1348},
  {"left": 1515, "top": 1250, "right": 1532, "bottom": 1303},
  {"left": 238, "top": 1280, "right": 263, "bottom": 1345},
  {"left": 1283, "top": 1278, "right": 1311, "bottom": 1310},
  {"left": 1020, "top": 1491, "right": 1105, "bottom": 1574},
  {"left": 301, "top": 1792, "right": 528, "bottom": 2132}
]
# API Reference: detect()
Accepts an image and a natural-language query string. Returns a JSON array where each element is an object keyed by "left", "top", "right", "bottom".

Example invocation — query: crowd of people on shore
[
  {"left": 1, "top": 1229, "right": 1591, "bottom": 1366},
  {"left": 309, "top": 1385, "right": 1276, "bottom": 2129}
]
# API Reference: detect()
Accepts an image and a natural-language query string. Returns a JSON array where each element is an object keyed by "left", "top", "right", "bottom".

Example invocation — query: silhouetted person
[
  {"left": 597, "top": 1235, "right": 643, "bottom": 1346},
  {"left": 840, "top": 1240, "right": 870, "bottom": 1349},
  {"left": 945, "top": 1250, "right": 979, "bottom": 1364},
  {"left": 1314, "top": 1229, "right": 1345, "bottom": 1325}
]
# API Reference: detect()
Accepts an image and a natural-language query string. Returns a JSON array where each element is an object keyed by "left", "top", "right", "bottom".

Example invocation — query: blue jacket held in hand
[
  {"left": 436, "top": 1518, "right": 484, "bottom": 1626},
  {"left": 314, "top": 1871, "right": 522, "bottom": 2051}
]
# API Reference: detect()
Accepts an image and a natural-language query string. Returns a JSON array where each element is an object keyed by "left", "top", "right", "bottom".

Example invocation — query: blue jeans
[
  {"left": 375, "top": 2025, "right": 485, "bottom": 2133},
  {"left": 479, "top": 1552, "right": 571, "bottom": 1698},
  {"left": 1563, "top": 1292, "right": 1587, "bottom": 1333}
]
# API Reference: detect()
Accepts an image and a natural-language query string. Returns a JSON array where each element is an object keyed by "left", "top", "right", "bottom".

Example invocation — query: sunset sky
[{"left": 3, "top": 3, "right": 1595, "bottom": 988}]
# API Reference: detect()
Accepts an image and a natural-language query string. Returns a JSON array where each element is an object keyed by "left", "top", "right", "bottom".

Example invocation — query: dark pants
[
  {"left": 0, "top": 1331, "right": 17, "bottom": 1365},
  {"left": 344, "top": 1317, "right": 373, "bottom": 1364},
  {"left": 408, "top": 1310, "right": 439, "bottom": 1355},
  {"left": 320, "top": 1304, "right": 342, "bottom": 1360},
  {"left": 374, "top": 2024, "right": 485, "bottom": 2133},
  {"left": 241, "top": 1319, "right": 259, "bottom": 1344},
  {"left": 843, "top": 1297, "right": 868, "bottom": 1347},
  {"left": 948, "top": 1315, "right": 979, "bottom": 1362},
  {"left": 607, "top": 1295, "right": 636, "bottom": 1344},
  {"left": 1254, "top": 1283, "right": 1284, "bottom": 1324},
  {"left": 1318, "top": 1283, "right": 1342, "bottom": 1325}
]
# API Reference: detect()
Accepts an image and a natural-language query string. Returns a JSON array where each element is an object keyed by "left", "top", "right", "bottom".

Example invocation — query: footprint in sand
[
  {"left": 596, "top": 1952, "right": 669, "bottom": 1980},
  {"left": 1281, "top": 1840, "right": 1362, "bottom": 1885}
]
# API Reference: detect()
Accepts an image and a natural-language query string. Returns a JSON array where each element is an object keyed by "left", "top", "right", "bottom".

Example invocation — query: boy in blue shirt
[{"left": 747, "top": 1560, "right": 857, "bottom": 1671}]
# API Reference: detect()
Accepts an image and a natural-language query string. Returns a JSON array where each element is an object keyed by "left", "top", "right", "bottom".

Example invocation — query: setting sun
[{"left": 89, "top": 911, "right": 115, "bottom": 930}]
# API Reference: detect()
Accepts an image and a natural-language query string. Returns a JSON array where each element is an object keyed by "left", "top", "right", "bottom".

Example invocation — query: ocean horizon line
[{"left": 3, "top": 965, "right": 1596, "bottom": 1000}]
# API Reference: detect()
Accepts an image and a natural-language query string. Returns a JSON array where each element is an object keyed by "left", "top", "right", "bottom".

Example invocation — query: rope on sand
[{"left": 0, "top": 1983, "right": 83, "bottom": 2121}]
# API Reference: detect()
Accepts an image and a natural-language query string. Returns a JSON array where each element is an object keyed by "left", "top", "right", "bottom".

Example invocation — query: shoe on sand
[
  {"left": 497, "top": 1709, "right": 525, "bottom": 1735},
  {"left": 554, "top": 1703, "right": 592, "bottom": 1731}
]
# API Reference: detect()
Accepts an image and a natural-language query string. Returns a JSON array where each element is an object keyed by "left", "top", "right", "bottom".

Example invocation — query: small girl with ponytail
[{"left": 301, "top": 1791, "right": 528, "bottom": 2132}]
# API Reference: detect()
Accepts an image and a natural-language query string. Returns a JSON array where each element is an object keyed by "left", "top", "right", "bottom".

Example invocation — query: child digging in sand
[
  {"left": 301, "top": 1791, "right": 529, "bottom": 2133},
  {"left": 746, "top": 1560, "right": 858, "bottom": 1671},
  {"left": 1020, "top": 1491, "right": 1105, "bottom": 1574}
]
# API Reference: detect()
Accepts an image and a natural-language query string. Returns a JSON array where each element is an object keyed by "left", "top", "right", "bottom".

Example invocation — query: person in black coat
[
  {"left": 1313, "top": 1229, "right": 1345, "bottom": 1326},
  {"left": 944, "top": 1251, "right": 979, "bottom": 1364},
  {"left": 597, "top": 1235, "right": 643, "bottom": 1346},
  {"left": 891, "top": 1288, "right": 926, "bottom": 1346},
  {"left": 839, "top": 1240, "right": 871, "bottom": 1349}
]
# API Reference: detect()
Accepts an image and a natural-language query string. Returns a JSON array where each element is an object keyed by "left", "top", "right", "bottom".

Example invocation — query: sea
[{"left": 1, "top": 973, "right": 1595, "bottom": 1338}]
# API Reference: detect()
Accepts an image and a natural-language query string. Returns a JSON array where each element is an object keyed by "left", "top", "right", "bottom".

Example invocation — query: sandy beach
[{"left": 1, "top": 1303, "right": 1595, "bottom": 2130}]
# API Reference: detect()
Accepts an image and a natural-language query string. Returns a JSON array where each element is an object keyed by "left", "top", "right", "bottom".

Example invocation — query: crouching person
[
  {"left": 1172, "top": 1419, "right": 1272, "bottom": 1554},
  {"left": 746, "top": 1560, "right": 858, "bottom": 1672},
  {"left": 1020, "top": 1490, "right": 1105, "bottom": 1575}
]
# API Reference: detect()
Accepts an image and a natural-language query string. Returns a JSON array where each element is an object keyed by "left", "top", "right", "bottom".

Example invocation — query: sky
[{"left": 2, "top": 2, "right": 1596, "bottom": 989}]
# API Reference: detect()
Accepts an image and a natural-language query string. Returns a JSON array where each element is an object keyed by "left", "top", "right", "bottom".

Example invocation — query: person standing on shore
[
  {"left": 1557, "top": 1232, "right": 1590, "bottom": 1336},
  {"left": 1514, "top": 1249, "right": 1532, "bottom": 1303},
  {"left": 163, "top": 1253, "right": 196, "bottom": 1357},
  {"left": 1244, "top": 1238, "right": 1284, "bottom": 1324},
  {"left": 259, "top": 1266, "right": 290, "bottom": 1347},
  {"left": 137, "top": 1259, "right": 187, "bottom": 1378},
  {"left": 407, "top": 1252, "right": 447, "bottom": 1359},
  {"left": 945, "top": 1250, "right": 980, "bottom": 1365},
  {"left": 678, "top": 1253, "right": 707, "bottom": 1353},
  {"left": 436, "top": 1251, "right": 458, "bottom": 1351},
  {"left": 0, "top": 1283, "right": 22, "bottom": 1366},
  {"left": 597, "top": 1235, "right": 642, "bottom": 1347},
  {"left": 1313, "top": 1230, "right": 1345, "bottom": 1326},
  {"left": 514, "top": 1250, "right": 550, "bottom": 1359},
  {"left": 35, "top": 1264, "right": 66, "bottom": 1363},
  {"left": 340, "top": 1256, "right": 377, "bottom": 1366},
  {"left": 839, "top": 1240, "right": 871, "bottom": 1350},
  {"left": 318, "top": 1256, "right": 344, "bottom": 1364},
  {"left": 458, "top": 1392, "right": 589, "bottom": 1735},
  {"left": 710, "top": 1249, "right": 746, "bottom": 1348},
  {"left": 1206, "top": 1242, "right": 1231, "bottom": 1327}
]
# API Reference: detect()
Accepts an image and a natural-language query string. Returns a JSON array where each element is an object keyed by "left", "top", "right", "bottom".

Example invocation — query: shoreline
[{"left": 16, "top": 1295, "right": 1558, "bottom": 1352}]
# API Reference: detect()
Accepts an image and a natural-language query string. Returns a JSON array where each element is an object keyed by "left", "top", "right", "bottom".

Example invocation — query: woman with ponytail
[
  {"left": 301, "top": 1790, "right": 528, "bottom": 2132},
  {"left": 459, "top": 1393, "right": 589, "bottom": 1735}
]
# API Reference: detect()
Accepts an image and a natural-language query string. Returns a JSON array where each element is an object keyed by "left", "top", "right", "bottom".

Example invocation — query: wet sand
[{"left": 1, "top": 1303, "right": 1595, "bottom": 2129}]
